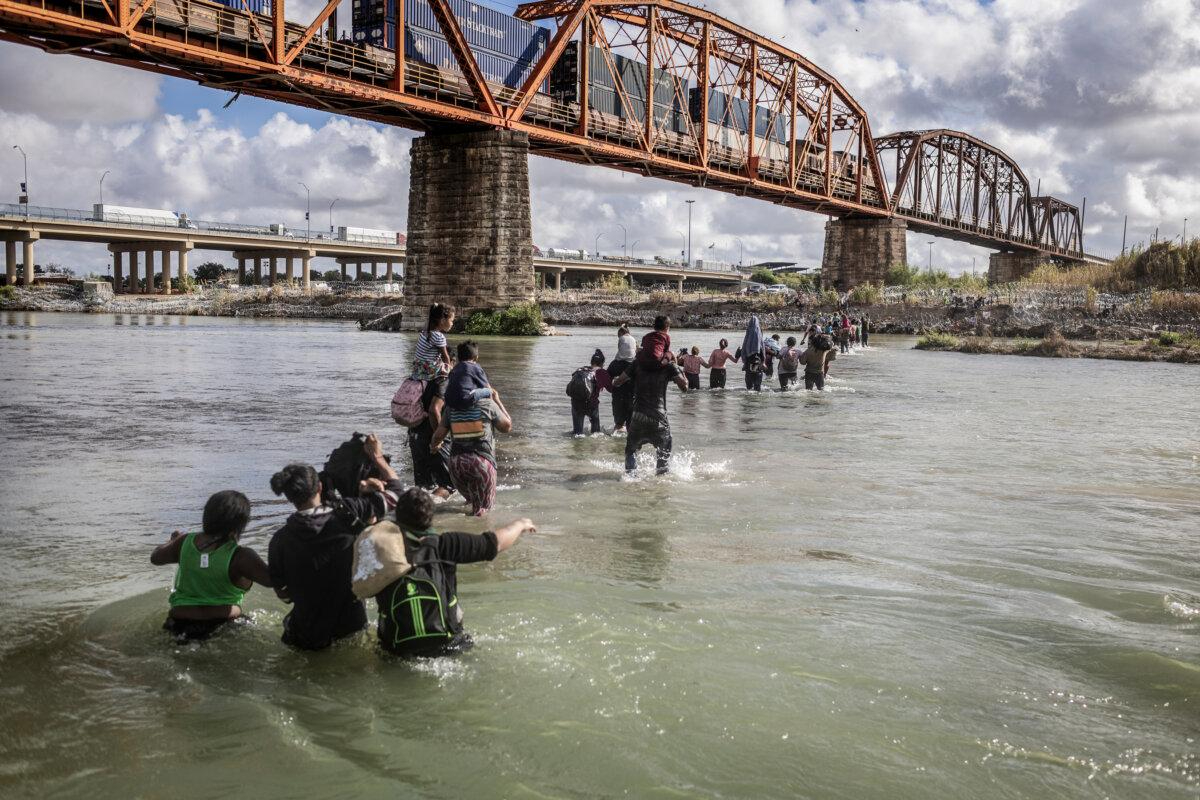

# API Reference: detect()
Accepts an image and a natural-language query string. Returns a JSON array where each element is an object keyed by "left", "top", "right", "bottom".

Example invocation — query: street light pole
[
  {"left": 630, "top": 240, "right": 639, "bottom": 263},
  {"left": 616, "top": 222, "right": 628, "bottom": 265},
  {"left": 1185, "top": 218, "right": 1189, "bottom": 244},
  {"left": 676, "top": 230, "right": 686, "bottom": 264},
  {"left": 594, "top": 231, "right": 605, "bottom": 259},
  {"left": 99, "top": 170, "right": 110, "bottom": 207},
  {"left": 927, "top": 241, "right": 935, "bottom": 273},
  {"left": 735, "top": 236, "right": 745, "bottom": 267},
  {"left": 685, "top": 199, "right": 696, "bottom": 268},
  {"left": 12, "top": 145, "right": 28, "bottom": 219},
  {"left": 329, "top": 198, "right": 339, "bottom": 235},
  {"left": 298, "top": 181, "right": 311, "bottom": 241}
]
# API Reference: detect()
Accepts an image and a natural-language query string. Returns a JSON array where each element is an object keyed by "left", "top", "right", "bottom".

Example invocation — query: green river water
[{"left": 0, "top": 311, "right": 1197, "bottom": 799}]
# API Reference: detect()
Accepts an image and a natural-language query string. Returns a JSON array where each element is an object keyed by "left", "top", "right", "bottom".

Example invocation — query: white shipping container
[
  {"left": 338, "top": 225, "right": 402, "bottom": 243},
  {"left": 92, "top": 204, "right": 180, "bottom": 226}
]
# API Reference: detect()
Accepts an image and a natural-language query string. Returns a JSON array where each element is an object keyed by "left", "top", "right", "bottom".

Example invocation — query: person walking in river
[
  {"left": 407, "top": 375, "right": 455, "bottom": 500},
  {"left": 567, "top": 349, "right": 611, "bottom": 436},
  {"left": 861, "top": 314, "right": 871, "bottom": 348},
  {"left": 736, "top": 315, "right": 767, "bottom": 392},
  {"left": 679, "top": 346, "right": 708, "bottom": 391},
  {"left": 777, "top": 336, "right": 802, "bottom": 390},
  {"left": 612, "top": 350, "right": 689, "bottom": 475},
  {"left": 707, "top": 339, "right": 737, "bottom": 389},
  {"left": 151, "top": 490, "right": 272, "bottom": 642},
  {"left": 268, "top": 435, "right": 403, "bottom": 651},
  {"left": 431, "top": 342, "right": 513, "bottom": 515},
  {"left": 608, "top": 325, "right": 637, "bottom": 434},
  {"left": 800, "top": 333, "right": 837, "bottom": 391}
]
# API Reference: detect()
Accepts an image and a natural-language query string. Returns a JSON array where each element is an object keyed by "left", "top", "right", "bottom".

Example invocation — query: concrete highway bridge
[
  {"left": 0, "top": 0, "right": 1108, "bottom": 310},
  {"left": 0, "top": 203, "right": 745, "bottom": 292}
]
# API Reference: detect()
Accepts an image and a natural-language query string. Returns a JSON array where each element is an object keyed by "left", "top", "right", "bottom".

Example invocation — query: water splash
[
  {"left": 590, "top": 450, "right": 729, "bottom": 482},
  {"left": 1165, "top": 593, "right": 1200, "bottom": 621}
]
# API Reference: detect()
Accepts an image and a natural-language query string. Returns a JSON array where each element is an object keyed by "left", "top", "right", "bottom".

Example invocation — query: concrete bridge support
[
  {"left": 5, "top": 241, "right": 14, "bottom": 286},
  {"left": 988, "top": 251, "right": 1041, "bottom": 284},
  {"left": 821, "top": 217, "right": 908, "bottom": 290},
  {"left": 405, "top": 129, "right": 534, "bottom": 320},
  {"left": 3, "top": 231, "right": 40, "bottom": 286}
]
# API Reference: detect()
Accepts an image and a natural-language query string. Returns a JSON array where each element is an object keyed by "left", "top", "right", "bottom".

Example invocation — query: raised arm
[
  {"left": 363, "top": 434, "right": 398, "bottom": 482},
  {"left": 493, "top": 518, "right": 536, "bottom": 553}
]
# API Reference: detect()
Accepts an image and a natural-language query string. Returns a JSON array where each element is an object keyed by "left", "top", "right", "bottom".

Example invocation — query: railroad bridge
[{"left": 0, "top": 0, "right": 1106, "bottom": 311}]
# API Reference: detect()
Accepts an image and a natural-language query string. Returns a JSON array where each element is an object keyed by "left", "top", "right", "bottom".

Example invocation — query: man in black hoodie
[{"left": 269, "top": 434, "right": 403, "bottom": 650}]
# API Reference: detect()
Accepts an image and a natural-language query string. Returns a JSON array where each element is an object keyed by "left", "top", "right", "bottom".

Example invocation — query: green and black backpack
[{"left": 377, "top": 537, "right": 462, "bottom": 657}]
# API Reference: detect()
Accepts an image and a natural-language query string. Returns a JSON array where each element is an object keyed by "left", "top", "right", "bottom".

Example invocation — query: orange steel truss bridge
[{"left": 0, "top": 0, "right": 1095, "bottom": 261}]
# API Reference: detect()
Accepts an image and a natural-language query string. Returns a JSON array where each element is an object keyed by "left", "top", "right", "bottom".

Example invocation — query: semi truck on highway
[{"left": 92, "top": 204, "right": 197, "bottom": 229}]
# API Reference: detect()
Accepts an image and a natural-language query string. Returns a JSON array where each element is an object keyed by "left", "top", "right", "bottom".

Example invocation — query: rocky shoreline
[
  {"left": 3, "top": 283, "right": 1198, "bottom": 343},
  {"left": 914, "top": 331, "right": 1200, "bottom": 364}
]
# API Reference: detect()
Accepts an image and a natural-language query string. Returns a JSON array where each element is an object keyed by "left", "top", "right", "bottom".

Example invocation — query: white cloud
[{"left": 2, "top": 0, "right": 1199, "bottom": 274}]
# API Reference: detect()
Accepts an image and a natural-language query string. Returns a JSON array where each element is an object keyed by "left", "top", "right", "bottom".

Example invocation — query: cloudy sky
[{"left": 1, "top": 0, "right": 1197, "bottom": 276}]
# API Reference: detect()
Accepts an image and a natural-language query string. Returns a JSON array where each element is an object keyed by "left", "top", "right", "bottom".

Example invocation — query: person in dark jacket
[
  {"left": 375, "top": 488, "right": 536, "bottom": 656},
  {"left": 268, "top": 434, "right": 403, "bottom": 651},
  {"left": 408, "top": 377, "right": 455, "bottom": 499}
]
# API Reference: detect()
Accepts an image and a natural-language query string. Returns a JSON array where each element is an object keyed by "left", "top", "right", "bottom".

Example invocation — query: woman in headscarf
[{"left": 735, "top": 315, "right": 766, "bottom": 392}]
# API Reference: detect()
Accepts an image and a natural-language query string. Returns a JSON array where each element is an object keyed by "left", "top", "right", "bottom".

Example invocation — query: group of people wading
[
  {"left": 566, "top": 312, "right": 867, "bottom": 475},
  {"left": 150, "top": 303, "right": 866, "bottom": 657}
]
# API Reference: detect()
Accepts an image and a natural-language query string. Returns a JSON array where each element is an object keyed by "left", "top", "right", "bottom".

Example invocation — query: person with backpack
[
  {"left": 150, "top": 490, "right": 272, "bottom": 642},
  {"left": 371, "top": 488, "right": 536, "bottom": 657},
  {"left": 267, "top": 435, "right": 403, "bottom": 650},
  {"left": 566, "top": 348, "right": 612, "bottom": 436},
  {"left": 776, "top": 336, "right": 802, "bottom": 390},
  {"left": 800, "top": 334, "right": 837, "bottom": 391},
  {"left": 404, "top": 376, "right": 455, "bottom": 500}
]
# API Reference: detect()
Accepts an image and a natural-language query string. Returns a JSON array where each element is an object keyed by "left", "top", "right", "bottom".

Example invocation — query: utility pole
[
  {"left": 1185, "top": 218, "right": 1189, "bottom": 244},
  {"left": 298, "top": 182, "right": 311, "bottom": 241},
  {"left": 12, "top": 145, "right": 28, "bottom": 219},
  {"left": 594, "top": 232, "right": 605, "bottom": 259},
  {"left": 927, "top": 241, "right": 935, "bottom": 273},
  {"left": 617, "top": 222, "right": 628, "bottom": 264},
  {"left": 677, "top": 230, "right": 686, "bottom": 264},
  {"left": 735, "top": 236, "right": 745, "bottom": 267},
  {"left": 99, "top": 170, "right": 110, "bottom": 206},
  {"left": 1121, "top": 215, "right": 1128, "bottom": 256},
  {"left": 685, "top": 199, "right": 695, "bottom": 268},
  {"left": 329, "top": 198, "right": 339, "bottom": 235}
]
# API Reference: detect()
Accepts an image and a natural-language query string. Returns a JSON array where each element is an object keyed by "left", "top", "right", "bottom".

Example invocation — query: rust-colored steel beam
[{"left": 427, "top": 0, "right": 500, "bottom": 116}]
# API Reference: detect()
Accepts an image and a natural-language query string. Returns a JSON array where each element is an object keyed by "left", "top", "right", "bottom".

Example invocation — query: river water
[{"left": 0, "top": 311, "right": 1197, "bottom": 799}]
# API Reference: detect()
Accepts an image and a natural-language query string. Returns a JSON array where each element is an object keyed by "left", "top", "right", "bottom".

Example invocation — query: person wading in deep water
[
  {"left": 612, "top": 350, "right": 689, "bottom": 475},
  {"left": 776, "top": 336, "right": 802, "bottom": 390},
  {"left": 373, "top": 487, "right": 537, "bottom": 657},
  {"left": 268, "top": 435, "right": 403, "bottom": 650},
  {"left": 567, "top": 348, "right": 612, "bottom": 436},
  {"left": 679, "top": 346, "right": 708, "bottom": 391},
  {"left": 707, "top": 339, "right": 737, "bottom": 389},
  {"left": 800, "top": 332, "right": 837, "bottom": 391},
  {"left": 431, "top": 341, "right": 513, "bottom": 516},
  {"left": 151, "top": 490, "right": 272, "bottom": 642},
  {"left": 608, "top": 325, "right": 637, "bottom": 434},
  {"left": 736, "top": 315, "right": 767, "bottom": 392},
  {"left": 407, "top": 375, "right": 455, "bottom": 500}
]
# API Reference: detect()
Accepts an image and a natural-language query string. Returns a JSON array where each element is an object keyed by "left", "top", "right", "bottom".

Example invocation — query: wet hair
[
  {"left": 719, "top": 338, "right": 728, "bottom": 348},
  {"left": 425, "top": 303, "right": 454, "bottom": 334},
  {"left": 653, "top": 315, "right": 671, "bottom": 331},
  {"left": 591, "top": 348, "right": 606, "bottom": 366},
  {"left": 202, "top": 490, "right": 251, "bottom": 543},
  {"left": 690, "top": 346, "right": 700, "bottom": 355},
  {"left": 617, "top": 325, "right": 630, "bottom": 336},
  {"left": 457, "top": 340, "right": 478, "bottom": 362},
  {"left": 786, "top": 336, "right": 797, "bottom": 346},
  {"left": 395, "top": 487, "right": 435, "bottom": 531},
  {"left": 270, "top": 463, "right": 321, "bottom": 507},
  {"left": 772, "top": 334, "right": 781, "bottom": 341}
]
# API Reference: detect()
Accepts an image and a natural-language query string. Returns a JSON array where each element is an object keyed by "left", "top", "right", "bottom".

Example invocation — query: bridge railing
[{"left": 0, "top": 203, "right": 405, "bottom": 248}]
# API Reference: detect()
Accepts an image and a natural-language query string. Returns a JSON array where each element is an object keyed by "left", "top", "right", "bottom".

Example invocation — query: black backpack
[
  {"left": 814, "top": 334, "right": 834, "bottom": 352},
  {"left": 376, "top": 537, "right": 462, "bottom": 656},
  {"left": 565, "top": 367, "right": 596, "bottom": 400}
]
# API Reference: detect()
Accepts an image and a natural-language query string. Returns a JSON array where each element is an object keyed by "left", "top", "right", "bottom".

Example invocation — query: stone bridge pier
[
  {"left": 988, "top": 250, "right": 1042, "bottom": 284},
  {"left": 404, "top": 128, "right": 535, "bottom": 324},
  {"left": 821, "top": 217, "right": 908, "bottom": 290}
]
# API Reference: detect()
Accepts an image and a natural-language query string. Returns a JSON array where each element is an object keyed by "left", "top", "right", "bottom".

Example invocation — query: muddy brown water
[{"left": 0, "top": 311, "right": 1197, "bottom": 799}]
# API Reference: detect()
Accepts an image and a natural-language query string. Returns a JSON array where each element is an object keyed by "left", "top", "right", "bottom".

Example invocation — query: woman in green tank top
[{"left": 151, "top": 490, "right": 272, "bottom": 641}]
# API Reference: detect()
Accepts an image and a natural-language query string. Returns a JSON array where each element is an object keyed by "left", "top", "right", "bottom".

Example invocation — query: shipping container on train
[
  {"left": 211, "top": 0, "right": 270, "bottom": 14},
  {"left": 353, "top": 25, "right": 548, "bottom": 91},
  {"left": 688, "top": 88, "right": 789, "bottom": 142},
  {"left": 551, "top": 42, "right": 682, "bottom": 107},
  {"left": 352, "top": 0, "right": 550, "bottom": 64}
]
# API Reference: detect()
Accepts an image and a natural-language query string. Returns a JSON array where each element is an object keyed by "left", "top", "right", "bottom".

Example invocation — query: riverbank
[
  {"left": 3, "top": 283, "right": 1198, "bottom": 341},
  {"left": 914, "top": 330, "right": 1200, "bottom": 364}
]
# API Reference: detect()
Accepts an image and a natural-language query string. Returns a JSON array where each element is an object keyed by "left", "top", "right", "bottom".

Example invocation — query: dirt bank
[{"left": 914, "top": 331, "right": 1200, "bottom": 364}]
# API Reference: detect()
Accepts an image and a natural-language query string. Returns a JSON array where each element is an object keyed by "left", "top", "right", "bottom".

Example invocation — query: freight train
[{"left": 100, "top": 0, "right": 876, "bottom": 202}]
